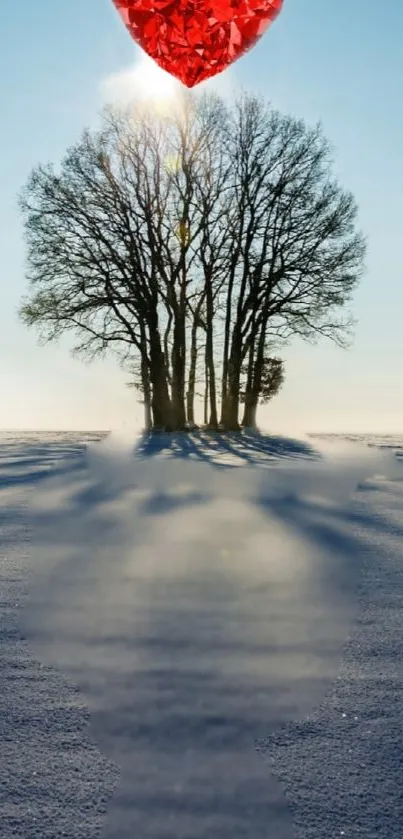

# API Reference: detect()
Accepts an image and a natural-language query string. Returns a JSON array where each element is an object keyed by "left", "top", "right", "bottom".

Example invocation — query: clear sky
[{"left": 0, "top": 0, "right": 402, "bottom": 433}]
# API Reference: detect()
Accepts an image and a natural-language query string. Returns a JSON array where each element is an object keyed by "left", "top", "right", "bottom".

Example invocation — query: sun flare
[{"left": 101, "top": 53, "right": 182, "bottom": 115}]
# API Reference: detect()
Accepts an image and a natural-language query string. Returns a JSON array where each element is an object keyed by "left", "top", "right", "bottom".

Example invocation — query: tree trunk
[
  {"left": 221, "top": 222, "right": 252, "bottom": 428},
  {"left": 204, "top": 357, "right": 209, "bottom": 426},
  {"left": 205, "top": 273, "right": 218, "bottom": 430},
  {"left": 220, "top": 265, "right": 236, "bottom": 422},
  {"left": 148, "top": 321, "right": 173, "bottom": 430},
  {"left": 242, "top": 316, "right": 268, "bottom": 430},
  {"left": 187, "top": 298, "right": 204, "bottom": 425},
  {"left": 186, "top": 326, "right": 197, "bottom": 424},
  {"left": 171, "top": 329, "right": 187, "bottom": 428},
  {"left": 241, "top": 395, "right": 258, "bottom": 429},
  {"left": 170, "top": 264, "right": 187, "bottom": 430},
  {"left": 139, "top": 327, "right": 152, "bottom": 431},
  {"left": 207, "top": 360, "right": 218, "bottom": 429},
  {"left": 221, "top": 335, "right": 242, "bottom": 431},
  {"left": 186, "top": 375, "right": 195, "bottom": 425},
  {"left": 221, "top": 376, "right": 241, "bottom": 429},
  {"left": 143, "top": 391, "right": 152, "bottom": 430},
  {"left": 241, "top": 324, "right": 257, "bottom": 429},
  {"left": 220, "top": 293, "right": 232, "bottom": 423},
  {"left": 220, "top": 287, "right": 249, "bottom": 430},
  {"left": 163, "top": 309, "right": 173, "bottom": 390}
]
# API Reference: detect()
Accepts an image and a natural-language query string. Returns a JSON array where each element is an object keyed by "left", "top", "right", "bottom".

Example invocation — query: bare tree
[
  {"left": 19, "top": 95, "right": 229, "bottom": 429},
  {"left": 218, "top": 94, "right": 366, "bottom": 429},
  {"left": 241, "top": 356, "right": 284, "bottom": 429},
  {"left": 19, "top": 91, "right": 365, "bottom": 432}
]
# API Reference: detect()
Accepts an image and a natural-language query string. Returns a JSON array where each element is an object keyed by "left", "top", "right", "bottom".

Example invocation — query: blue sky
[{"left": 0, "top": 0, "right": 402, "bottom": 433}]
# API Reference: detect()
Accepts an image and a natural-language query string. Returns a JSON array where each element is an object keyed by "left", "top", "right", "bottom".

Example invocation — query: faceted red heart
[{"left": 112, "top": 0, "right": 283, "bottom": 88}]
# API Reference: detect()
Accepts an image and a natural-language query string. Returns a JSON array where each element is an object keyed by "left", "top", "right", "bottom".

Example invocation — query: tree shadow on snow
[
  {"left": 134, "top": 429, "right": 320, "bottom": 468},
  {"left": 15, "top": 432, "right": 403, "bottom": 839}
]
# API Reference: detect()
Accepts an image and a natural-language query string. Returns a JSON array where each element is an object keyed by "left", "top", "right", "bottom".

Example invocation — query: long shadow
[
  {"left": 16, "top": 432, "right": 403, "bottom": 838},
  {"left": 255, "top": 480, "right": 403, "bottom": 838},
  {"left": 135, "top": 430, "right": 319, "bottom": 468},
  {"left": 22, "top": 435, "right": 374, "bottom": 839},
  {"left": 138, "top": 489, "right": 212, "bottom": 517},
  {"left": 0, "top": 460, "right": 85, "bottom": 490},
  {"left": 0, "top": 440, "right": 89, "bottom": 491}
]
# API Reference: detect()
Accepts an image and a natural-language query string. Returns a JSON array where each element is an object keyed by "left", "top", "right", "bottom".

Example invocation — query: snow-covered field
[{"left": 1, "top": 429, "right": 403, "bottom": 838}]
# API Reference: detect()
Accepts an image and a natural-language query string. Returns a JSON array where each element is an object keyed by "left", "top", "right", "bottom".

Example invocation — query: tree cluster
[{"left": 19, "top": 92, "right": 366, "bottom": 431}]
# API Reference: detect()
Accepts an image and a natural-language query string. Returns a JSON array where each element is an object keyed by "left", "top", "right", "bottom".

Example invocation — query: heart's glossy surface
[{"left": 113, "top": 0, "right": 283, "bottom": 87}]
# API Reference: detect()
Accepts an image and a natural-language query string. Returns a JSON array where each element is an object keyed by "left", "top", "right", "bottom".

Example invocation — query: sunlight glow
[{"left": 100, "top": 53, "right": 181, "bottom": 116}]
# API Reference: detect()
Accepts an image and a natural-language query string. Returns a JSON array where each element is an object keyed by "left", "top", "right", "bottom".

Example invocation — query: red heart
[{"left": 112, "top": 0, "right": 283, "bottom": 87}]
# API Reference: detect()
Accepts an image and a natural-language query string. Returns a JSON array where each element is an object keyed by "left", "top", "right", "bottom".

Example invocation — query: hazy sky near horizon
[{"left": 1, "top": 0, "right": 402, "bottom": 434}]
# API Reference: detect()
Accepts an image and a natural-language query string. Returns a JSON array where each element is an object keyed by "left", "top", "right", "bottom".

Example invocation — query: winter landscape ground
[{"left": 1, "top": 429, "right": 403, "bottom": 839}]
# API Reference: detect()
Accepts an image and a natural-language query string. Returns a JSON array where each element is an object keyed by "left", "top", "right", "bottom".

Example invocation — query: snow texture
[{"left": 1, "top": 429, "right": 402, "bottom": 838}]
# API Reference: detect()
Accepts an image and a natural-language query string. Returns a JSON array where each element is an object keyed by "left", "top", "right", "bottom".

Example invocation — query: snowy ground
[{"left": 1, "top": 429, "right": 403, "bottom": 838}]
